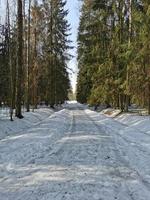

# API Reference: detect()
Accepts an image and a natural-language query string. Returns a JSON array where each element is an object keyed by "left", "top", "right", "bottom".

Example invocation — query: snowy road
[{"left": 0, "top": 103, "right": 150, "bottom": 200}]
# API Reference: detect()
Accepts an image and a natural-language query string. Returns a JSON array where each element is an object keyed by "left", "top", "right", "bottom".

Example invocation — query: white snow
[
  {"left": 0, "top": 108, "right": 54, "bottom": 140},
  {"left": 115, "top": 113, "right": 150, "bottom": 133},
  {"left": 0, "top": 103, "right": 150, "bottom": 199},
  {"left": 100, "top": 108, "right": 122, "bottom": 118}
]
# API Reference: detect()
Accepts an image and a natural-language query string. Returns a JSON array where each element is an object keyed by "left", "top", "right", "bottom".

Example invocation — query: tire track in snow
[
  {"left": 1, "top": 105, "right": 150, "bottom": 200},
  {"left": 84, "top": 110, "right": 136, "bottom": 200},
  {"left": 55, "top": 109, "right": 131, "bottom": 200},
  {"left": 84, "top": 109, "right": 150, "bottom": 199},
  {"left": 48, "top": 110, "right": 74, "bottom": 157},
  {"left": 99, "top": 122, "right": 150, "bottom": 191}
]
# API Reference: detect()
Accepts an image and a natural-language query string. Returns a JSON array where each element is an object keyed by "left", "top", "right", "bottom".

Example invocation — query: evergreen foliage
[
  {"left": 77, "top": 0, "right": 150, "bottom": 113},
  {"left": 0, "top": 0, "right": 71, "bottom": 119}
]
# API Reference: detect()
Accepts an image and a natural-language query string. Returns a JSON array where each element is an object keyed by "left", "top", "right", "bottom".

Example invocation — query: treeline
[
  {"left": 0, "top": 0, "right": 71, "bottom": 120},
  {"left": 77, "top": 0, "right": 150, "bottom": 113}
]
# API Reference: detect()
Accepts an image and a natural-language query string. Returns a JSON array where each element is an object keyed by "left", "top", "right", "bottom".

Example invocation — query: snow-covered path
[{"left": 0, "top": 103, "right": 150, "bottom": 200}]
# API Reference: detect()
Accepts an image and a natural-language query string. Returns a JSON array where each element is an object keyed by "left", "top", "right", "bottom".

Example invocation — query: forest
[
  {"left": 0, "top": 0, "right": 71, "bottom": 120},
  {"left": 1, "top": 1, "right": 150, "bottom": 199},
  {"left": 77, "top": 0, "right": 150, "bottom": 114},
  {"left": 1, "top": 0, "right": 150, "bottom": 121}
]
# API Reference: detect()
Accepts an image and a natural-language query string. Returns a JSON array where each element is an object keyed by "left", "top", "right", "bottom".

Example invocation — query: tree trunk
[
  {"left": 50, "top": 1, "right": 55, "bottom": 107},
  {"left": 33, "top": 24, "right": 38, "bottom": 109},
  {"left": 16, "top": 0, "right": 23, "bottom": 118},
  {"left": 125, "top": 0, "right": 132, "bottom": 112},
  {"left": 120, "top": 94, "right": 124, "bottom": 112},
  {"left": 26, "top": 0, "right": 31, "bottom": 112},
  {"left": 6, "top": 0, "right": 13, "bottom": 121}
]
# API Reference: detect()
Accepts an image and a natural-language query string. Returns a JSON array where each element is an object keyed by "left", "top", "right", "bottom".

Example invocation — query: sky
[
  {"left": 66, "top": 0, "right": 81, "bottom": 93},
  {"left": 0, "top": 0, "right": 5, "bottom": 24}
]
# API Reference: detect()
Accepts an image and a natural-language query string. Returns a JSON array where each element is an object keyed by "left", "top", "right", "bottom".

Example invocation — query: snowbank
[
  {"left": 0, "top": 108, "right": 54, "bottom": 140},
  {"left": 115, "top": 113, "right": 150, "bottom": 133},
  {"left": 100, "top": 108, "right": 122, "bottom": 118},
  {"left": 99, "top": 107, "right": 150, "bottom": 134},
  {"left": 86, "top": 109, "right": 150, "bottom": 187}
]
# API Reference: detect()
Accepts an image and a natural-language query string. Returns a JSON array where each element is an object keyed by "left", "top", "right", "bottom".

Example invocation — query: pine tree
[
  {"left": 42, "top": 0, "right": 71, "bottom": 107},
  {"left": 0, "top": 0, "right": 71, "bottom": 120},
  {"left": 77, "top": 0, "right": 96, "bottom": 103},
  {"left": 77, "top": 0, "right": 150, "bottom": 113}
]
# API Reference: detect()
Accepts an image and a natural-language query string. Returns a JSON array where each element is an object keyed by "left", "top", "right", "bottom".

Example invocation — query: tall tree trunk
[
  {"left": 50, "top": 1, "right": 54, "bottom": 108},
  {"left": 33, "top": 23, "right": 38, "bottom": 109},
  {"left": 6, "top": 0, "right": 13, "bottom": 121},
  {"left": 26, "top": 0, "right": 31, "bottom": 112},
  {"left": 125, "top": 0, "right": 132, "bottom": 112},
  {"left": 16, "top": 0, "right": 23, "bottom": 118},
  {"left": 118, "top": 1, "right": 125, "bottom": 111}
]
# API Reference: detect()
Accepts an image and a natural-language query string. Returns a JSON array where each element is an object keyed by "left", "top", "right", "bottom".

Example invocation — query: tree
[
  {"left": 77, "top": 0, "right": 150, "bottom": 114},
  {"left": 42, "top": 0, "right": 71, "bottom": 106},
  {"left": 0, "top": 0, "right": 71, "bottom": 120},
  {"left": 16, "top": 0, "right": 24, "bottom": 118},
  {"left": 26, "top": 0, "right": 31, "bottom": 112}
]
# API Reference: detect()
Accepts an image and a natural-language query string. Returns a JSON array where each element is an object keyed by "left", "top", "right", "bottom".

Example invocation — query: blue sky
[{"left": 66, "top": 0, "right": 81, "bottom": 92}]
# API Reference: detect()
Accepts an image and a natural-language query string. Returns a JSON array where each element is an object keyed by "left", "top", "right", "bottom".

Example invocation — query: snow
[
  {"left": 115, "top": 113, "right": 150, "bottom": 133},
  {"left": 100, "top": 108, "right": 122, "bottom": 118},
  {"left": 0, "top": 108, "right": 54, "bottom": 140},
  {"left": 0, "top": 103, "right": 150, "bottom": 199}
]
